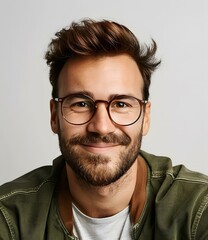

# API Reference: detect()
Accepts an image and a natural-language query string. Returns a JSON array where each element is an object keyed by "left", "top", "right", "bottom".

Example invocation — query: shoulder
[
  {"left": 0, "top": 155, "right": 64, "bottom": 200},
  {"left": 140, "top": 150, "right": 208, "bottom": 239},
  {"left": 0, "top": 165, "right": 53, "bottom": 200},
  {"left": 0, "top": 155, "right": 65, "bottom": 239},
  {"left": 140, "top": 150, "right": 208, "bottom": 183}
]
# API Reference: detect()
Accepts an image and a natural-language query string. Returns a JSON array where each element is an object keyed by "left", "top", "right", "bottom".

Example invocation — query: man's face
[{"left": 50, "top": 54, "right": 151, "bottom": 186}]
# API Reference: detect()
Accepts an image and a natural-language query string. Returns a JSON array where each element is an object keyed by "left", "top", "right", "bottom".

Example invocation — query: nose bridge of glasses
[
  {"left": 93, "top": 99, "right": 112, "bottom": 121},
  {"left": 94, "top": 99, "right": 110, "bottom": 109}
]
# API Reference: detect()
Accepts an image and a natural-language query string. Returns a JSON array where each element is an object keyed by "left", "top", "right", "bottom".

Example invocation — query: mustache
[{"left": 67, "top": 132, "right": 131, "bottom": 146}]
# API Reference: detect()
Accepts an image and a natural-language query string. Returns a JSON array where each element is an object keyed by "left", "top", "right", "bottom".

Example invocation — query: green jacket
[{"left": 0, "top": 151, "right": 208, "bottom": 240}]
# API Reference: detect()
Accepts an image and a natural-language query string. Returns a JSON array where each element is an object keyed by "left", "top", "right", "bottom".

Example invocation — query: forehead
[{"left": 58, "top": 54, "right": 144, "bottom": 99}]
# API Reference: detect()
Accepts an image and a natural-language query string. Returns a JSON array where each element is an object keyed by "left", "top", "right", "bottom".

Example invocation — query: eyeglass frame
[{"left": 53, "top": 93, "right": 147, "bottom": 126}]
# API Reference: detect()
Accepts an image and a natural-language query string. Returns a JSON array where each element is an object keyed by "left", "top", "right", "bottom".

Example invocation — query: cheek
[
  {"left": 122, "top": 120, "right": 143, "bottom": 141},
  {"left": 59, "top": 120, "right": 87, "bottom": 139}
]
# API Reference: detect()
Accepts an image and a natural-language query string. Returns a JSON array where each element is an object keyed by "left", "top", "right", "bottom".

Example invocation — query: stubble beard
[{"left": 58, "top": 130, "right": 142, "bottom": 187}]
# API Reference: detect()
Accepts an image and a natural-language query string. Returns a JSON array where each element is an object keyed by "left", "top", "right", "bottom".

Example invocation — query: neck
[{"left": 66, "top": 160, "right": 138, "bottom": 218}]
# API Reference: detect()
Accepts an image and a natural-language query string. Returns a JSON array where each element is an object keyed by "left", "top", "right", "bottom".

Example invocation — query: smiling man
[
  {"left": 53, "top": 54, "right": 148, "bottom": 185},
  {"left": 0, "top": 19, "right": 208, "bottom": 240}
]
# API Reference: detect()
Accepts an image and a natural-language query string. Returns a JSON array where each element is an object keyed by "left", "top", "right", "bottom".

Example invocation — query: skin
[{"left": 50, "top": 54, "right": 151, "bottom": 218}]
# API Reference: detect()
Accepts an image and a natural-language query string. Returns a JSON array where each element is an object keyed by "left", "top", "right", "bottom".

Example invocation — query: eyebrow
[
  {"left": 63, "top": 91, "right": 135, "bottom": 101},
  {"left": 66, "top": 91, "right": 94, "bottom": 99}
]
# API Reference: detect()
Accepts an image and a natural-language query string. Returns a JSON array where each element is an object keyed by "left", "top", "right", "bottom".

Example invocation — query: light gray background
[{"left": 0, "top": 0, "right": 207, "bottom": 184}]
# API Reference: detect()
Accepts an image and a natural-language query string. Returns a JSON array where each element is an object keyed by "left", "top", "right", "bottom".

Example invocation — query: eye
[
  {"left": 110, "top": 100, "right": 132, "bottom": 114},
  {"left": 111, "top": 98, "right": 132, "bottom": 108},
  {"left": 63, "top": 96, "right": 94, "bottom": 113},
  {"left": 69, "top": 100, "right": 94, "bottom": 112},
  {"left": 112, "top": 101, "right": 130, "bottom": 108},
  {"left": 73, "top": 101, "right": 91, "bottom": 108}
]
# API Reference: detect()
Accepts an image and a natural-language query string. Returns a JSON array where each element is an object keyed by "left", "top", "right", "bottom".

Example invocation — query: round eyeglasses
[{"left": 54, "top": 94, "right": 147, "bottom": 126}]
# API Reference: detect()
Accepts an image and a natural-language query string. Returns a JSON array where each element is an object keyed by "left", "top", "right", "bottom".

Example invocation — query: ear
[
  {"left": 50, "top": 99, "right": 58, "bottom": 134},
  {"left": 142, "top": 101, "right": 151, "bottom": 136}
]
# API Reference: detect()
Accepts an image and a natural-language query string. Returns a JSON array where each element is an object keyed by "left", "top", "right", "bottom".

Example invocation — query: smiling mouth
[
  {"left": 83, "top": 142, "right": 118, "bottom": 147},
  {"left": 81, "top": 143, "right": 119, "bottom": 153}
]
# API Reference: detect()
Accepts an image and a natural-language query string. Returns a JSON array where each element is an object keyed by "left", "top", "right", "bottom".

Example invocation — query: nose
[{"left": 86, "top": 103, "right": 116, "bottom": 135}]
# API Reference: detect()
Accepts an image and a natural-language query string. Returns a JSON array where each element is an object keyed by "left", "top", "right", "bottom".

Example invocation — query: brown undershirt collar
[{"left": 56, "top": 155, "right": 147, "bottom": 235}]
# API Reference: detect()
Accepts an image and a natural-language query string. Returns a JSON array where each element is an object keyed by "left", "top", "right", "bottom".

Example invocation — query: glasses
[{"left": 54, "top": 94, "right": 147, "bottom": 126}]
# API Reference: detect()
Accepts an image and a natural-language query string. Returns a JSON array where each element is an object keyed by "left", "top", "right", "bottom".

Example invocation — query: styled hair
[{"left": 45, "top": 19, "right": 161, "bottom": 100}]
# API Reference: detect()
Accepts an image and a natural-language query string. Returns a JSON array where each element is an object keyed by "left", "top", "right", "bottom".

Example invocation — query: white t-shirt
[{"left": 72, "top": 203, "right": 132, "bottom": 240}]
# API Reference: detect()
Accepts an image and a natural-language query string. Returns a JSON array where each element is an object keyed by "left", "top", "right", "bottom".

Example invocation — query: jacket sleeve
[
  {"left": 194, "top": 192, "right": 208, "bottom": 240},
  {"left": 0, "top": 204, "right": 17, "bottom": 240}
]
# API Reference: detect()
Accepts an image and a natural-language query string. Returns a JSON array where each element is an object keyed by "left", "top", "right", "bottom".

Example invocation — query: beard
[{"left": 58, "top": 130, "right": 142, "bottom": 187}]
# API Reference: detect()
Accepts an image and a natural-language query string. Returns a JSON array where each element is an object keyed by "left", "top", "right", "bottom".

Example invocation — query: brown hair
[{"left": 45, "top": 19, "right": 161, "bottom": 100}]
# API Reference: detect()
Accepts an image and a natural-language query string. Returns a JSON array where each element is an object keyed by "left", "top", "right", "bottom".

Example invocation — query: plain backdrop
[{"left": 0, "top": 0, "right": 207, "bottom": 184}]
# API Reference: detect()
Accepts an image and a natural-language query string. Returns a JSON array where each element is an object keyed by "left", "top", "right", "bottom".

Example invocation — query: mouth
[{"left": 80, "top": 143, "right": 119, "bottom": 154}]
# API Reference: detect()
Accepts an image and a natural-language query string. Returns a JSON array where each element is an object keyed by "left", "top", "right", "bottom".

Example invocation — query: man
[{"left": 0, "top": 19, "right": 207, "bottom": 240}]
